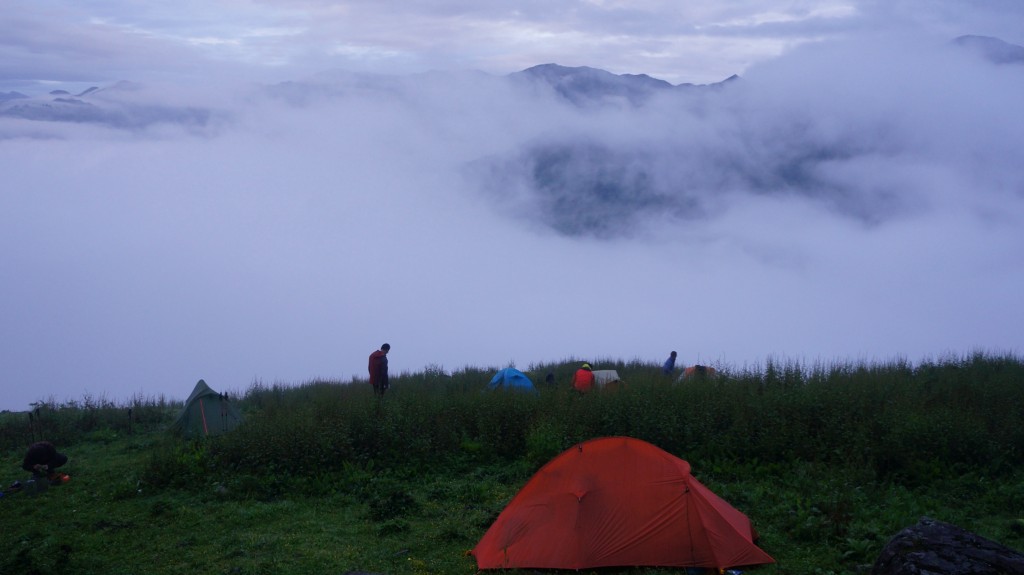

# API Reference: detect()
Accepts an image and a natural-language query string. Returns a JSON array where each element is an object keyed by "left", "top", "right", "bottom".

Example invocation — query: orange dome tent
[
  {"left": 472, "top": 436, "right": 774, "bottom": 570},
  {"left": 683, "top": 365, "right": 718, "bottom": 378}
]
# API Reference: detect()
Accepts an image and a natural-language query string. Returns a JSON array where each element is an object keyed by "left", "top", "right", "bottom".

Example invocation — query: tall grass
[
  {"left": 132, "top": 352, "right": 1024, "bottom": 497},
  {"left": 4, "top": 353, "right": 1023, "bottom": 574},
  {"left": 6, "top": 353, "right": 1020, "bottom": 495},
  {"left": 0, "top": 392, "right": 179, "bottom": 454}
]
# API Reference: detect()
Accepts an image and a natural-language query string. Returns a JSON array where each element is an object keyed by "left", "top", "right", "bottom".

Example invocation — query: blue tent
[{"left": 488, "top": 368, "right": 537, "bottom": 393}]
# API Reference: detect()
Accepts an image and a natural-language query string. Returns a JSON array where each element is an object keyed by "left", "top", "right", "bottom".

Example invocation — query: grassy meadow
[{"left": 3, "top": 353, "right": 1024, "bottom": 575}]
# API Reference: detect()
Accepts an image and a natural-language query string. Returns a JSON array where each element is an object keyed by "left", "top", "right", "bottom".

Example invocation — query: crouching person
[{"left": 22, "top": 441, "right": 70, "bottom": 485}]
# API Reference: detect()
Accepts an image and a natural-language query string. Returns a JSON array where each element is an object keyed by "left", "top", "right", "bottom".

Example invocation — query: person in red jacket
[
  {"left": 572, "top": 363, "right": 595, "bottom": 394},
  {"left": 368, "top": 343, "right": 391, "bottom": 396}
]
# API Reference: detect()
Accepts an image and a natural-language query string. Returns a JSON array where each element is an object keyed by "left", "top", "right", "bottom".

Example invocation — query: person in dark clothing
[
  {"left": 368, "top": 343, "right": 391, "bottom": 396},
  {"left": 663, "top": 351, "right": 678, "bottom": 375},
  {"left": 21, "top": 441, "right": 70, "bottom": 485}
]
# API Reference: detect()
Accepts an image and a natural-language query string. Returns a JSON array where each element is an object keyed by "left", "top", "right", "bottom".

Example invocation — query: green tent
[{"left": 171, "top": 379, "right": 242, "bottom": 437}]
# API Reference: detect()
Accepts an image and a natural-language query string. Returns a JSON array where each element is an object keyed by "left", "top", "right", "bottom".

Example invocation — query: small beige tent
[{"left": 592, "top": 370, "right": 624, "bottom": 388}]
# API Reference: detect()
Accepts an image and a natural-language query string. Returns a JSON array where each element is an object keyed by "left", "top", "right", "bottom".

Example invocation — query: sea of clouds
[{"left": 1, "top": 32, "right": 1021, "bottom": 410}]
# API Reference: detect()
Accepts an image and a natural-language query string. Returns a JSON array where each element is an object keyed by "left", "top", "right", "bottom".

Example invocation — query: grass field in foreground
[{"left": 3, "top": 353, "right": 1024, "bottom": 574}]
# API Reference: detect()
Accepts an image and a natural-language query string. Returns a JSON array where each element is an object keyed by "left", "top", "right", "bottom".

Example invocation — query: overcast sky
[
  {"left": 2, "top": 1, "right": 1023, "bottom": 411},
  {"left": 5, "top": 0, "right": 1024, "bottom": 92}
]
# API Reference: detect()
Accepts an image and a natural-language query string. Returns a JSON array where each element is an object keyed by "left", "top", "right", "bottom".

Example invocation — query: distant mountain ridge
[
  {"left": 469, "top": 34, "right": 1024, "bottom": 238},
  {"left": 0, "top": 81, "right": 213, "bottom": 129},
  {"left": 0, "top": 61, "right": 740, "bottom": 129},
  {"left": 953, "top": 35, "right": 1024, "bottom": 64},
  {"left": 510, "top": 63, "right": 737, "bottom": 106},
  {"left": 2, "top": 33, "right": 1019, "bottom": 129},
  {"left": 0, "top": 91, "right": 29, "bottom": 103},
  {"left": 3, "top": 33, "right": 1022, "bottom": 238}
]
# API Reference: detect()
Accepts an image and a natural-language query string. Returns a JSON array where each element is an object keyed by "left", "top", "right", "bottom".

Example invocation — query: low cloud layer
[{"left": 1, "top": 32, "right": 1022, "bottom": 410}]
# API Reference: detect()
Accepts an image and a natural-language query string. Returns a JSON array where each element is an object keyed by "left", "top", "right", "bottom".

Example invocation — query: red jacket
[
  {"left": 572, "top": 368, "right": 595, "bottom": 393},
  {"left": 368, "top": 350, "right": 389, "bottom": 387}
]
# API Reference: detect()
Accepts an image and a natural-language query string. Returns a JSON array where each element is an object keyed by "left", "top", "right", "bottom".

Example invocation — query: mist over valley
[{"left": 1, "top": 33, "right": 1021, "bottom": 411}]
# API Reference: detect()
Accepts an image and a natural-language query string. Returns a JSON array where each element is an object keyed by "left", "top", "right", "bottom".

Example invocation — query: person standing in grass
[
  {"left": 21, "top": 441, "right": 70, "bottom": 485},
  {"left": 663, "top": 351, "right": 678, "bottom": 376},
  {"left": 368, "top": 343, "right": 391, "bottom": 397},
  {"left": 572, "top": 363, "right": 595, "bottom": 394}
]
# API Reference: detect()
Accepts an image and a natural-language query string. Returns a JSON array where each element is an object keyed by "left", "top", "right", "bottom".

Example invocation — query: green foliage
[
  {"left": 0, "top": 392, "right": 179, "bottom": 455},
  {"left": 368, "top": 485, "right": 421, "bottom": 521},
  {"left": 126, "top": 352, "right": 1024, "bottom": 492},
  {"left": 4, "top": 352, "right": 1024, "bottom": 574},
  {"left": 139, "top": 438, "right": 210, "bottom": 490}
]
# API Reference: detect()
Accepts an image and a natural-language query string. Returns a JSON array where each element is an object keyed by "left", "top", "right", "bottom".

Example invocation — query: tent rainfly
[
  {"left": 487, "top": 368, "right": 538, "bottom": 393},
  {"left": 472, "top": 436, "right": 774, "bottom": 570},
  {"left": 171, "top": 379, "right": 242, "bottom": 437},
  {"left": 681, "top": 365, "right": 718, "bottom": 379},
  {"left": 592, "top": 369, "right": 623, "bottom": 387}
]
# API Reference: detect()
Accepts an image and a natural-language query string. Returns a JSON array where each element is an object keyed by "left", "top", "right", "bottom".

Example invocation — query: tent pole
[{"left": 199, "top": 398, "right": 209, "bottom": 436}]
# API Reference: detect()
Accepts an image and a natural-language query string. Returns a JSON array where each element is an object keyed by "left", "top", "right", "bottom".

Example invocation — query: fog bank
[{"left": 1, "top": 33, "right": 1021, "bottom": 411}]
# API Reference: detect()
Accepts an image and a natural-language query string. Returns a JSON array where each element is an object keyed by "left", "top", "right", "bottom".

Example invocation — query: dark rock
[{"left": 873, "top": 517, "right": 1024, "bottom": 575}]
